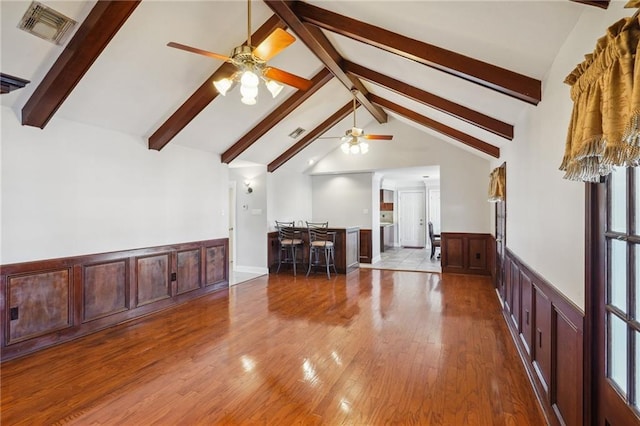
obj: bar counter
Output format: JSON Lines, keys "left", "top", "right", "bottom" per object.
{"left": 268, "top": 226, "right": 360, "bottom": 274}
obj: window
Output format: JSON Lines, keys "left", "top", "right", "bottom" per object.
{"left": 606, "top": 166, "right": 640, "bottom": 408}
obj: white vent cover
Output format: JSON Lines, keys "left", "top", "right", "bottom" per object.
{"left": 18, "top": 1, "right": 76, "bottom": 45}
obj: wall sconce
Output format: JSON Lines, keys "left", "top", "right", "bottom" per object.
{"left": 244, "top": 180, "right": 253, "bottom": 194}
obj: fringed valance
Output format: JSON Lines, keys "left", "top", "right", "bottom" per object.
{"left": 560, "top": 8, "right": 640, "bottom": 182}
{"left": 488, "top": 166, "right": 505, "bottom": 202}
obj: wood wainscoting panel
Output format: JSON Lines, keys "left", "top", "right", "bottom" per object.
{"left": 136, "top": 254, "right": 171, "bottom": 307}
{"left": 510, "top": 260, "right": 521, "bottom": 330}
{"left": 177, "top": 249, "right": 201, "bottom": 295}
{"left": 359, "top": 229, "right": 372, "bottom": 264}
{"left": 554, "top": 310, "right": 582, "bottom": 426}
{"left": 83, "top": 261, "right": 128, "bottom": 322}
{"left": 7, "top": 269, "right": 71, "bottom": 344}
{"left": 500, "top": 248, "right": 584, "bottom": 426}
{"left": 520, "top": 271, "right": 533, "bottom": 355}
{"left": 0, "top": 239, "right": 228, "bottom": 361}
{"left": 468, "top": 237, "right": 487, "bottom": 271}
{"left": 442, "top": 233, "right": 492, "bottom": 275}
{"left": 444, "top": 237, "right": 464, "bottom": 270}
{"left": 533, "top": 287, "right": 552, "bottom": 393}
{"left": 205, "top": 245, "right": 226, "bottom": 287}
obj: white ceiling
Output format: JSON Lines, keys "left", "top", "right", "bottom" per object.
{"left": 1, "top": 0, "right": 588, "bottom": 177}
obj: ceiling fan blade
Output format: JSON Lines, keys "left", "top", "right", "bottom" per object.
{"left": 263, "top": 67, "right": 312, "bottom": 91}
{"left": 363, "top": 134, "right": 394, "bottom": 140}
{"left": 167, "top": 42, "right": 230, "bottom": 62}
{"left": 253, "top": 28, "right": 295, "bottom": 61}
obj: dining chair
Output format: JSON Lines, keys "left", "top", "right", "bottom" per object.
{"left": 275, "top": 221, "right": 304, "bottom": 275}
{"left": 306, "top": 221, "right": 337, "bottom": 279}
{"left": 428, "top": 221, "right": 441, "bottom": 260}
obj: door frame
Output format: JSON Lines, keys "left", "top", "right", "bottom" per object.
{"left": 228, "top": 181, "right": 237, "bottom": 272}
{"left": 495, "top": 163, "right": 507, "bottom": 296}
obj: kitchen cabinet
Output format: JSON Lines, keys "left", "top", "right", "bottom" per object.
{"left": 380, "top": 189, "right": 394, "bottom": 211}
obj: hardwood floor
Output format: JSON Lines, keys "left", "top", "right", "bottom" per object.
{"left": 1, "top": 269, "right": 545, "bottom": 425}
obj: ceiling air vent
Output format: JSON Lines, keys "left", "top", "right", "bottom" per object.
{"left": 18, "top": 1, "right": 76, "bottom": 45}
{"left": 288, "top": 127, "right": 306, "bottom": 139}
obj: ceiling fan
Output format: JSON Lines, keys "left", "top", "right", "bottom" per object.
{"left": 321, "top": 90, "right": 393, "bottom": 154}
{"left": 167, "top": 0, "right": 312, "bottom": 105}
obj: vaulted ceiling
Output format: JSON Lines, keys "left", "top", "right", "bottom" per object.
{"left": 1, "top": 1, "right": 607, "bottom": 175}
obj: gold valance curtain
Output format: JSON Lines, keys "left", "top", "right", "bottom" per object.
{"left": 488, "top": 166, "right": 505, "bottom": 202}
{"left": 560, "top": 8, "right": 640, "bottom": 182}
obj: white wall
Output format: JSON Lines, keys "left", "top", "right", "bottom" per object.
{"left": 310, "top": 117, "right": 491, "bottom": 233}
{"left": 229, "top": 165, "right": 268, "bottom": 273}
{"left": 1, "top": 106, "right": 228, "bottom": 264}
{"left": 494, "top": 3, "right": 632, "bottom": 309}
{"left": 267, "top": 168, "right": 313, "bottom": 230}
{"left": 311, "top": 173, "right": 374, "bottom": 228}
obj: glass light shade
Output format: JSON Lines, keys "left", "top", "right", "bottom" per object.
{"left": 213, "top": 78, "right": 233, "bottom": 96}
{"left": 341, "top": 142, "right": 350, "bottom": 154}
{"left": 240, "top": 84, "right": 258, "bottom": 99}
{"left": 241, "top": 96, "right": 257, "bottom": 105}
{"left": 266, "top": 80, "right": 284, "bottom": 98}
{"left": 350, "top": 144, "right": 360, "bottom": 154}
{"left": 360, "top": 141, "right": 369, "bottom": 154}
{"left": 240, "top": 70, "right": 259, "bottom": 87}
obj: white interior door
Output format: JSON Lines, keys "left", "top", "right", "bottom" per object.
{"left": 399, "top": 190, "right": 426, "bottom": 248}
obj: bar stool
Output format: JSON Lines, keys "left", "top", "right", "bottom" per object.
{"left": 275, "top": 221, "right": 304, "bottom": 275}
{"left": 306, "top": 221, "right": 337, "bottom": 279}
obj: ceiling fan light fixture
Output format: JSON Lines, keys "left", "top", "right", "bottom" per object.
{"left": 341, "top": 142, "right": 350, "bottom": 154}
{"left": 360, "top": 141, "right": 369, "bottom": 154}
{"left": 265, "top": 79, "right": 284, "bottom": 98}
{"left": 350, "top": 144, "right": 360, "bottom": 154}
{"left": 351, "top": 127, "right": 363, "bottom": 137}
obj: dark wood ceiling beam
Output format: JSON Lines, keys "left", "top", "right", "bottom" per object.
{"left": 370, "top": 95, "right": 499, "bottom": 158}
{"left": 344, "top": 60, "right": 513, "bottom": 140}
{"left": 1, "top": 73, "right": 30, "bottom": 94}
{"left": 21, "top": 1, "right": 140, "bottom": 128}
{"left": 293, "top": 1, "right": 541, "bottom": 105}
{"left": 268, "top": 101, "right": 354, "bottom": 172}
{"left": 149, "top": 15, "right": 286, "bottom": 151}
{"left": 221, "top": 67, "right": 333, "bottom": 164}
{"left": 264, "top": 0, "right": 387, "bottom": 123}
{"left": 569, "top": 0, "right": 610, "bottom": 9}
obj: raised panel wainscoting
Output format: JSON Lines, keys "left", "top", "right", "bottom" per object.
{"left": 501, "top": 248, "right": 584, "bottom": 426}
{"left": 0, "top": 239, "right": 228, "bottom": 362}
{"left": 441, "top": 232, "right": 493, "bottom": 275}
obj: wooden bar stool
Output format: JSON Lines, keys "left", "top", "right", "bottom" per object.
{"left": 275, "top": 221, "right": 304, "bottom": 275}
{"left": 306, "top": 221, "right": 337, "bottom": 279}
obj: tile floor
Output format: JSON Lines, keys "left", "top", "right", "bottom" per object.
{"left": 230, "top": 245, "right": 441, "bottom": 287}
{"left": 360, "top": 246, "right": 442, "bottom": 273}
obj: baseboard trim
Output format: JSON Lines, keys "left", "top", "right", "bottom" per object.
{"left": 234, "top": 265, "right": 269, "bottom": 275}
